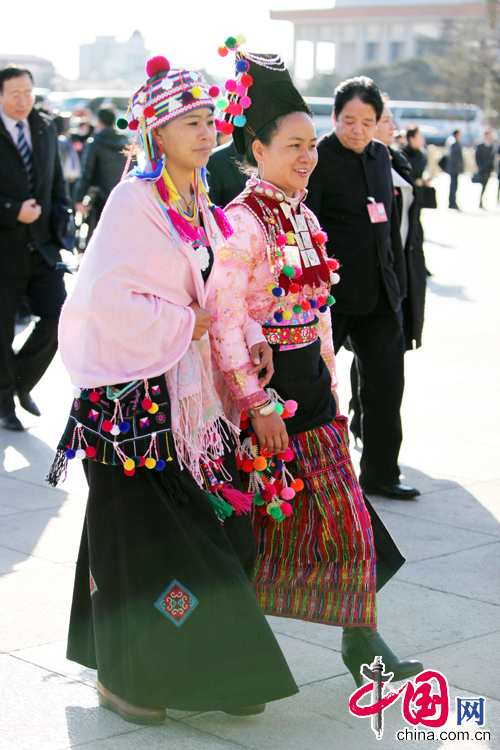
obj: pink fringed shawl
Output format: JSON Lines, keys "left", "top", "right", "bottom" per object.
{"left": 58, "top": 176, "right": 241, "bottom": 478}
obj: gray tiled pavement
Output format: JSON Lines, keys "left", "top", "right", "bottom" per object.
{"left": 1, "top": 173, "right": 499, "bottom": 749}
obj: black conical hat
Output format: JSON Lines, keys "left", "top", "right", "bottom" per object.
{"left": 230, "top": 52, "right": 311, "bottom": 155}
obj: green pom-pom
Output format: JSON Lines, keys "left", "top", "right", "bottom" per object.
{"left": 282, "top": 265, "right": 295, "bottom": 278}
{"left": 225, "top": 36, "right": 238, "bottom": 49}
{"left": 326, "top": 295, "right": 335, "bottom": 305}
{"left": 293, "top": 304, "right": 302, "bottom": 314}
{"left": 253, "top": 491, "right": 265, "bottom": 506}
{"left": 215, "top": 97, "right": 229, "bottom": 110}
{"left": 269, "top": 506, "right": 285, "bottom": 521}
{"left": 275, "top": 403, "right": 284, "bottom": 415}
{"left": 116, "top": 117, "right": 128, "bottom": 130}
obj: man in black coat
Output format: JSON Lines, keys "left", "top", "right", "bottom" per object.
{"left": 306, "top": 76, "right": 419, "bottom": 499}
{"left": 207, "top": 140, "right": 247, "bottom": 207}
{"left": 74, "top": 107, "right": 128, "bottom": 244}
{"left": 447, "top": 129, "right": 463, "bottom": 210}
{"left": 0, "top": 65, "right": 67, "bottom": 430}
{"left": 475, "top": 130, "right": 494, "bottom": 209}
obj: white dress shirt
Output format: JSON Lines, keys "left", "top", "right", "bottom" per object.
{"left": 0, "top": 106, "right": 32, "bottom": 150}
{"left": 391, "top": 167, "right": 414, "bottom": 249}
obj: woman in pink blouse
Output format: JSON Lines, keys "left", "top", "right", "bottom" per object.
{"left": 209, "top": 51, "right": 423, "bottom": 687}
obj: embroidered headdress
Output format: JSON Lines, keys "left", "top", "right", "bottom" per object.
{"left": 215, "top": 42, "right": 311, "bottom": 155}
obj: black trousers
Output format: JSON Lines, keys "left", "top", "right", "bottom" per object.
{"left": 330, "top": 285, "right": 405, "bottom": 487}
{"left": 449, "top": 173, "right": 459, "bottom": 208}
{"left": 0, "top": 251, "right": 66, "bottom": 414}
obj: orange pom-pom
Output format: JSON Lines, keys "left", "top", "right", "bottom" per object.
{"left": 291, "top": 478, "right": 304, "bottom": 492}
{"left": 218, "top": 45, "right": 229, "bottom": 57}
{"left": 281, "top": 409, "right": 290, "bottom": 419}
{"left": 253, "top": 456, "right": 267, "bottom": 472}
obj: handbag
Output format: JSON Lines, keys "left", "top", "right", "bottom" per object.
{"left": 421, "top": 185, "right": 437, "bottom": 209}
{"left": 50, "top": 198, "right": 76, "bottom": 252}
{"left": 363, "top": 494, "right": 406, "bottom": 591}
{"left": 471, "top": 171, "right": 483, "bottom": 184}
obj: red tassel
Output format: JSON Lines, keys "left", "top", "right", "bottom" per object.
{"left": 213, "top": 205, "right": 234, "bottom": 240}
{"left": 221, "top": 488, "right": 253, "bottom": 515}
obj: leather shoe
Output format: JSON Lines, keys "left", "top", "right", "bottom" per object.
{"left": 1, "top": 412, "right": 24, "bottom": 431}
{"left": 361, "top": 483, "right": 421, "bottom": 500}
{"left": 96, "top": 680, "right": 166, "bottom": 725}
{"left": 16, "top": 390, "right": 41, "bottom": 417}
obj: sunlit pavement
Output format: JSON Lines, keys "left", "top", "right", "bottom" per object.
{"left": 1, "top": 172, "right": 499, "bottom": 749}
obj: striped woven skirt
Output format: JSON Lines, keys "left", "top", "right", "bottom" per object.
{"left": 251, "top": 416, "right": 377, "bottom": 626}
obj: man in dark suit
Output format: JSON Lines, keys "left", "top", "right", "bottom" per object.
{"left": 207, "top": 140, "right": 247, "bottom": 207}
{"left": 306, "top": 76, "right": 419, "bottom": 500}
{"left": 447, "top": 129, "right": 463, "bottom": 210}
{"left": 0, "top": 65, "right": 67, "bottom": 430}
{"left": 475, "top": 130, "right": 494, "bottom": 209}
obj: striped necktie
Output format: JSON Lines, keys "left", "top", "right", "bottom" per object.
{"left": 16, "top": 121, "right": 33, "bottom": 194}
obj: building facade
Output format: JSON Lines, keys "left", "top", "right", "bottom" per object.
{"left": 271, "top": 0, "right": 487, "bottom": 78}
{"left": 79, "top": 31, "right": 150, "bottom": 85}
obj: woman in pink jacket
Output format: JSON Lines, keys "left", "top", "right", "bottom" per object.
{"left": 48, "top": 55, "right": 297, "bottom": 724}
{"left": 209, "top": 49, "right": 423, "bottom": 688}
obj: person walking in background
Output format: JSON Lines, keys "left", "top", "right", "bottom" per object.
{"left": 54, "top": 115, "right": 81, "bottom": 196}
{"left": 475, "top": 130, "right": 494, "bottom": 209}
{"left": 0, "top": 64, "right": 67, "bottom": 431}
{"left": 306, "top": 77, "right": 420, "bottom": 500}
{"left": 73, "top": 107, "right": 128, "bottom": 244}
{"left": 446, "top": 129, "right": 463, "bottom": 210}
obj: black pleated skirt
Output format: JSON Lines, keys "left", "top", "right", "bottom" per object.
{"left": 66, "top": 449, "right": 298, "bottom": 711}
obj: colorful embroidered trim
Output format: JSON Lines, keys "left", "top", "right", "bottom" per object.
{"left": 263, "top": 317, "right": 318, "bottom": 348}
{"left": 154, "top": 580, "right": 199, "bottom": 627}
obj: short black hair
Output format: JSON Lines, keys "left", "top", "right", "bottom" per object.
{"left": 97, "top": 107, "right": 116, "bottom": 127}
{"left": 334, "top": 76, "right": 384, "bottom": 122}
{"left": 0, "top": 65, "right": 34, "bottom": 93}
{"left": 453, "top": 129, "right": 461, "bottom": 138}
{"left": 245, "top": 115, "right": 286, "bottom": 168}
{"left": 406, "top": 124, "right": 420, "bottom": 141}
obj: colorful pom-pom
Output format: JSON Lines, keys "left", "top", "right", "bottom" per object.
{"left": 81, "top": 389, "right": 90, "bottom": 400}
{"left": 275, "top": 403, "right": 284, "bottom": 415}
{"left": 133, "top": 456, "right": 141, "bottom": 467}
{"left": 241, "top": 74, "right": 253, "bottom": 87}
{"left": 291, "top": 478, "right": 305, "bottom": 492}
{"left": 309, "top": 299, "right": 317, "bottom": 308}
{"left": 209, "top": 85, "right": 220, "bottom": 98}
{"left": 148, "top": 403, "right": 159, "bottom": 414}
{"left": 75, "top": 449, "right": 86, "bottom": 459}
{"left": 116, "top": 117, "right": 128, "bottom": 130}
{"left": 319, "top": 305, "right": 328, "bottom": 313}
{"left": 181, "top": 91, "right": 194, "bottom": 105}
{"left": 274, "top": 311, "right": 283, "bottom": 323}
{"left": 214, "top": 119, "right": 223, "bottom": 132}
{"left": 242, "top": 459, "right": 254, "bottom": 473}
{"left": 284, "top": 399, "right": 298, "bottom": 413}
{"left": 111, "top": 424, "right": 121, "bottom": 436}
{"left": 221, "top": 121, "right": 234, "bottom": 135}
{"left": 326, "top": 295, "right": 335, "bottom": 305}
{"left": 218, "top": 45, "right": 229, "bottom": 57}
{"left": 225, "top": 36, "right": 238, "bottom": 49}
{"left": 155, "top": 459, "right": 166, "bottom": 470}
{"left": 282, "top": 265, "right": 296, "bottom": 278}
{"left": 145, "top": 56, "right": 170, "bottom": 78}
{"left": 236, "top": 60, "right": 249, "bottom": 72}
{"left": 253, "top": 491, "right": 265, "bottom": 506}
{"left": 191, "top": 86, "right": 202, "bottom": 99}
{"left": 289, "top": 283, "right": 300, "bottom": 294}
{"left": 318, "top": 296, "right": 327, "bottom": 306}
{"left": 327, "top": 258, "right": 339, "bottom": 270}
{"left": 283, "top": 310, "right": 292, "bottom": 320}
{"left": 253, "top": 456, "right": 267, "bottom": 471}
{"left": 142, "top": 398, "right": 152, "bottom": 410}
{"left": 282, "top": 448, "right": 294, "bottom": 462}
{"left": 293, "top": 304, "right": 303, "bottom": 314}
{"left": 129, "top": 119, "right": 139, "bottom": 131}
{"left": 65, "top": 448, "right": 76, "bottom": 459}
{"left": 132, "top": 103, "right": 143, "bottom": 118}
{"left": 272, "top": 287, "right": 283, "bottom": 297}
{"left": 276, "top": 233, "right": 287, "bottom": 247}
{"left": 72, "top": 387, "right": 82, "bottom": 398}
{"left": 225, "top": 79, "right": 237, "bottom": 93}
{"left": 233, "top": 114, "right": 247, "bottom": 127}
{"left": 124, "top": 467, "right": 135, "bottom": 476}
{"left": 261, "top": 486, "right": 276, "bottom": 503}
{"left": 301, "top": 300, "right": 311, "bottom": 311}
{"left": 215, "top": 97, "right": 229, "bottom": 110}
{"left": 119, "top": 421, "right": 130, "bottom": 433}
{"left": 240, "top": 95, "right": 252, "bottom": 109}
{"left": 269, "top": 505, "right": 285, "bottom": 521}
{"left": 235, "top": 83, "right": 246, "bottom": 97}
{"left": 330, "top": 273, "right": 340, "bottom": 285}
{"left": 124, "top": 458, "right": 135, "bottom": 471}
{"left": 143, "top": 105, "right": 156, "bottom": 118}
{"left": 102, "top": 420, "right": 113, "bottom": 432}
{"left": 85, "top": 446, "right": 97, "bottom": 458}
{"left": 267, "top": 283, "right": 275, "bottom": 294}
{"left": 281, "top": 487, "right": 295, "bottom": 500}
{"left": 286, "top": 231, "right": 295, "bottom": 244}
{"left": 138, "top": 456, "right": 146, "bottom": 467}
{"left": 280, "top": 500, "right": 293, "bottom": 517}
{"left": 89, "top": 390, "right": 99, "bottom": 402}
{"left": 227, "top": 102, "right": 242, "bottom": 115}
{"left": 315, "top": 230, "right": 328, "bottom": 244}
{"left": 145, "top": 457, "right": 156, "bottom": 469}
{"left": 235, "top": 33, "right": 247, "bottom": 44}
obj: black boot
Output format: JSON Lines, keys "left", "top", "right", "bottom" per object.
{"left": 342, "top": 627, "right": 423, "bottom": 688}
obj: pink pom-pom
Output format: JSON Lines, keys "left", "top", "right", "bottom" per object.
{"left": 235, "top": 83, "right": 246, "bottom": 96}
{"left": 221, "top": 121, "right": 234, "bottom": 135}
{"left": 280, "top": 448, "right": 294, "bottom": 462}
{"left": 276, "top": 233, "right": 287, "bottom": 247}
{"left": 214, "top": 119, "right": 223, "bottom": 132}
{"left": 280, "top": 501, "right": 293, "bottom": 517}
{"left": 128, "top": 119, "right": 139, "bottom": 131}
{"left": 145, "top": 56, "right": 170, "bottom": 78}
{"left": 281, "top": 487, "right": 296, "bottom": 500}
{"left": 327, "top": 258, "right": 340, "bottom": 271}
{"left": 284, "top": 400, "right": 298, "bottom": 413}
{"left": 240, "top": 95, "right": 252, "bottom": 109}
{"left": 315, "top": 230, "right": 328, "bottom": 244}
{"left": 209, "top": 85, "right": 220, "bottom": 98}
{"left": 225, "top": 79, "right": 237, "bottom": 93}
